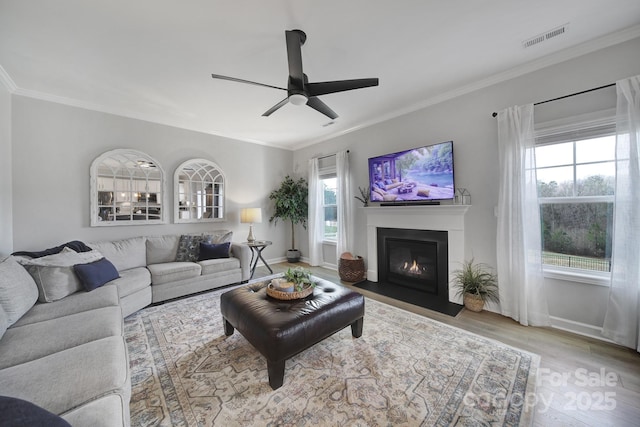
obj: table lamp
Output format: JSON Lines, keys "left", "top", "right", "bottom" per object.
{"left": 240, "top": 208, "right": 262, "bottom": 243}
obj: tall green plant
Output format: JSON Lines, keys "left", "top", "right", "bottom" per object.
{"left": 268, "top": 175, "right": 308, "bottom": 249}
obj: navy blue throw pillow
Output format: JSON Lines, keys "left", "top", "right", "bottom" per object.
{"left": 73, "top": 258, "right": 120, "bottom": 291}
{"left": 0, "top": 396, "right": 72, "bottom": 427}
{"left": 198, "top": 242, "right": 231, "bottom": 261}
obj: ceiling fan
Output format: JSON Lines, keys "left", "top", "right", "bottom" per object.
{"left": 211, "top": 29, "right": 379, "bottom": 120}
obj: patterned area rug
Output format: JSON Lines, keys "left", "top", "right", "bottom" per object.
{"left": 124, "top": 278, "right": 539, "bottom": 426}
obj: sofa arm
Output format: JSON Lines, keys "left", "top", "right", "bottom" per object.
{"left": 230, "top": 243, "right": 252, "bottom": 282}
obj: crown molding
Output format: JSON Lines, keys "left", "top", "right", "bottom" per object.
{"left": 5, "top": 25, "right": 640, "bottom": 151}
{"left": 292, "top": 24, "right": 640, "bottom": 150}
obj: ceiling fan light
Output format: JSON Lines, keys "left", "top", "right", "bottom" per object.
{"left": 289, "top": 94, "right": 308, "bottom": 106}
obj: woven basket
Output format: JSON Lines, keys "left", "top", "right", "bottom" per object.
{"left": 338, "top": 256, "right": 366, "bottom": 282}
{"left": 266, "top": 282, "right": 314, "bottom": 300}
{"left": 463, "top": 293, "right": 485, "bottom": 312}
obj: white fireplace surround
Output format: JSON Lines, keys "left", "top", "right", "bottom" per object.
{"left": 362, "top": 205, "right": 470, "bottom": 303}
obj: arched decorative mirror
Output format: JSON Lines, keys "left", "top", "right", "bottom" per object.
{"left": 174, "top": 159, "right": 226, "bottom": 223}
{"left": 90, "top": 149, "right": 166, "bottom": 226}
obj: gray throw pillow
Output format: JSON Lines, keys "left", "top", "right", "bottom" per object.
{"left": 208, "top": 231, "right": 233, "bottom": 244}
{"left": 20, "top": 248, "right": 104, "bottom": 302}
{"left": 0, "top": 256, "right": 39, "bottom": 326}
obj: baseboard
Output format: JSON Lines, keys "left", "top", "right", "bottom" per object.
{"left": 549, "top": 316, "right": 615, "bottom": 343}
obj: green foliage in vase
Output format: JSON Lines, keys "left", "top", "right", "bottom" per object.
{"left": 268, "top": 175, "right": 308, "bottom": 250}
{"left": 354, "top": 186, "right": 370, "bottom": 207}
{"left": 452, "top": 258, "right": 499, "bottom": 304}
{"left": 284, "top": 267, "right": 314, "bottom": 291}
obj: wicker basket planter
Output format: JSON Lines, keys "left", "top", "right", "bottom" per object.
{"left": 266, "top": 282, "right": 314, "bottom": 300}
{"left": 463, "top": 293, "right": 485, "bottom": 312}
{"left": 338, "top": 256, "right": 366, "bottom": 282}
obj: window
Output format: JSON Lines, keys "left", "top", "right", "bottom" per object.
{"left": 322, "top": 176, "right": 337, "bottom": 241}
{"left": 535, "top": 120, "right": 616, "bottom": 277}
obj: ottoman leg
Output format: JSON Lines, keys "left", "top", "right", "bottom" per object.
{"left": 267, "top": 360, "right": 285, "bottom": 390}
{"left": 351, "top": 317, "right": 364, "bottom": 338}
{"left": 223, "top": 318, "right": 235, "bottom": 336}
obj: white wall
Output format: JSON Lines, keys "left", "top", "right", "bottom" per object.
{"left": 0, "top": 84, "right": 12, "bottom": 256}
{"left": 293, "top": 37, "right": 640, "bottom": 335}
{"left": 10, "top": 97, "right": 293, "bottom": 260}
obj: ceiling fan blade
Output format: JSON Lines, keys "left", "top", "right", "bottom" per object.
{"left": 262, "top": 97, "right": 290, "bottom": 117}
{"left": 211, "top": 74, "right": 286, "bottom": 91}
{"left": 307, "top": 96, "right": 338, "bottom": 120}
{"left": 306, "top": 78, "right": 379, "bottom": 96}
{"left": 285, "top": 30, "right": 305, "bottom": 88}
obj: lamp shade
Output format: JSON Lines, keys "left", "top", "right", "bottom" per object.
{"left": 240, "top": 208, "right": 262, "bottom": 224}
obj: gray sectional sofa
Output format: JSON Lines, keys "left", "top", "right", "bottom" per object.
{"left": 0, "top": 231, "right": 251, "bottom": 426}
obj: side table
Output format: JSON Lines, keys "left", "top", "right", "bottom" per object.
{"left": 245, "top": 240, "right": 273, "bottom": 279}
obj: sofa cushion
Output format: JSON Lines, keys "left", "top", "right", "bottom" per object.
{"left": 89, "top": 236, "right": 147, "bottom": 271}
{"left": 11, "top": 284, "right": 119, "bottom": 328}
{"left": 0, "top": 336, "right": 130, "bottom": 417}
{"left": 0, "top": 256, "right": 39, "bottom": 326}
{"left": 61, "top": 394, "right": 129, "bottom": 427}
{"left": 109, "top": 267, "right": 151, "bottom": 298}
{"left": 20, "top": 249, "right": 104, "bottom": 302}
{"left": 207, "top": 230, "right": 233, "bottom": 243}
{"left": 73, "top": 258, "right": 120, "bottom": 291}
{"left": 146, "top": 235, "right": 180, "bottom": 265}
{"left": 0, "top": 396, "right": 71, "bottom": 427}
{"left": 199, "top": 257, "right": 241, "bottom": 276}
{"left": 0, "top": 306, "right": 123, "bottom": 369}
{"left": 147, "top": 262, "right": 201, "bottom": 285}
{"left": 198, "top": 241, "right": 231, "bottom": 260}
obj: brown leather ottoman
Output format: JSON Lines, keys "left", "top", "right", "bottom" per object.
{"left": 220, "top": 277, "right": 365, "bottom": 390}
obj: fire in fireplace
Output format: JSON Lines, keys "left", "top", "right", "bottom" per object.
{"left": 377, "top": 227, "right": 448, "bottom": 299}
{"left": 386, "top": 239, "right": 439, "bottom": 293}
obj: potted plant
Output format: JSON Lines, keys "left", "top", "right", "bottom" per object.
{"left": 452, "top": 258, "right": 499, "bottom": 312}
{"left": 283, "top": 267, "right": 313, "bottom": 291}
{"left": 354, "top": 186, "right": 370, "bottom": 207}
{"left": 269, "top": 175, "right": 308, "bottom": 262}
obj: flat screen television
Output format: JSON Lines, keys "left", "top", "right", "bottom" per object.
{"left": 368, "top": 141, "right": 454, "bottom": 204}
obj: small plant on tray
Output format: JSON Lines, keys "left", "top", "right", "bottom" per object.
{"left": 283, "top": 267, "right": 314, "bottom": 291}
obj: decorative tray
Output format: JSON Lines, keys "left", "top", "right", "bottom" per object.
{"left": 266, "top": 281, "right": 314, "bottom": 300}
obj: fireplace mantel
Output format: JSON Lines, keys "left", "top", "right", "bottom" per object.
{"left": 362, "top": 205, "right": 470, "bottom": 303}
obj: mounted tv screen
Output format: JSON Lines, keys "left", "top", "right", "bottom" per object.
{"left": 368, "top": 141, "right": 454, "bottom": 203}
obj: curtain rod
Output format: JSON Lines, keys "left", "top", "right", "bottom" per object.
{"left": 491, "top": 83, "right": 615, "bottom": 118}
{"left": 316, "top": 150, "right": 350, "bottom": 160}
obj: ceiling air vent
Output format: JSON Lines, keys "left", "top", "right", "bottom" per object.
{"left": 522, "top": 23, "right": 569, "bottom": 48}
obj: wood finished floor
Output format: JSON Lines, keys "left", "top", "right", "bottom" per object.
{"left": 253, "top": 262, "right": 640, "bottom": 427}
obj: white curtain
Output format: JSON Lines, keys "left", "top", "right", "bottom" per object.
{"left": 602, "top": 76, "right": 640, "bottom": 351}
{"left": 496, "top": 104, "right": 550, "bottom": 326}
{"left": 336, "top": 151, "right": 353, "bottom": 257}
{"left": 307, "top": 158, "right": 324, "bottom": 266}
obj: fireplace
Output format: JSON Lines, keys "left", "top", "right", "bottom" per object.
{"left": 377, "top": 227, "right": 449, "bottom": 303}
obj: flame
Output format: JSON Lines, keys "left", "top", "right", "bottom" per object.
{"left": 408, "top": 260, "right": 420, "bottom": 273}
{"left": 402, "top": 260, "right": 423, "bottom": 274}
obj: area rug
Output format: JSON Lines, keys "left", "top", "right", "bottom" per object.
{"left": 124, "top": 277, "right": 539, "bottom": 426}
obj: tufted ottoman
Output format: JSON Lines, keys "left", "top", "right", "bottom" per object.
{"left": 220, "top": 277, "right": 365, "bottom": 389}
